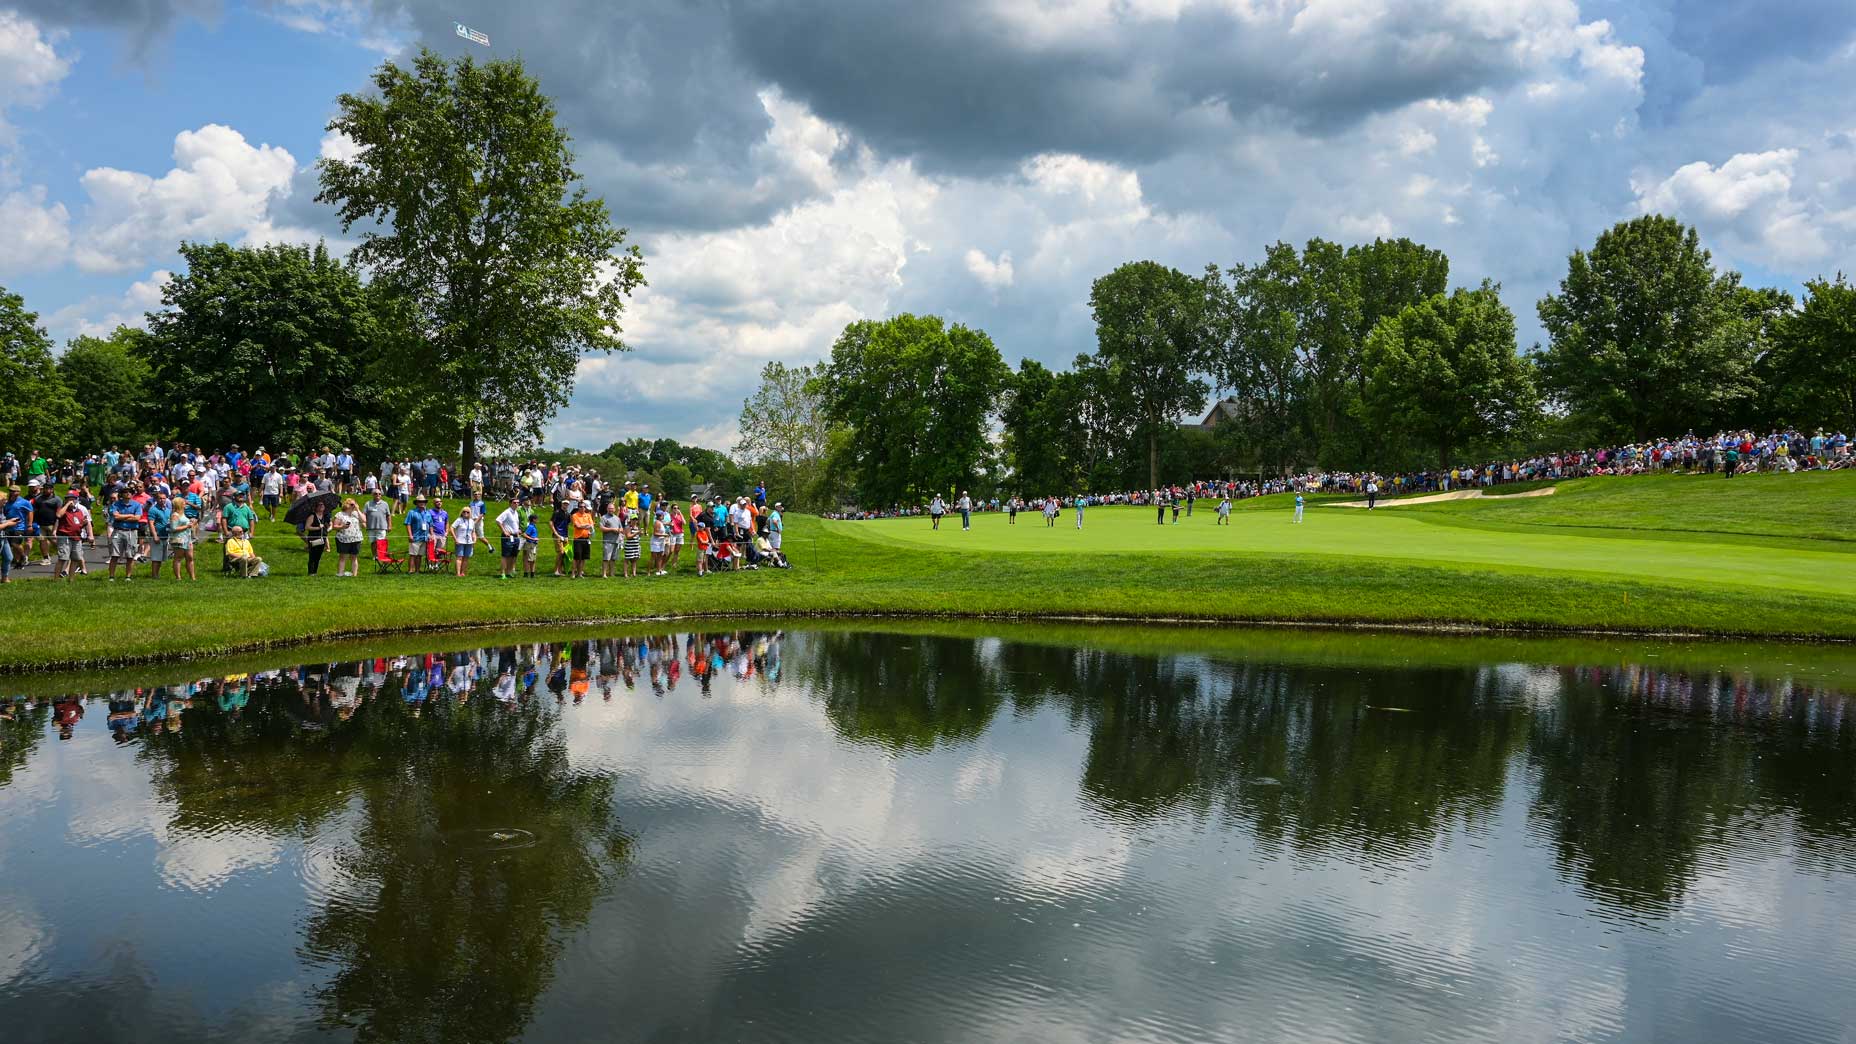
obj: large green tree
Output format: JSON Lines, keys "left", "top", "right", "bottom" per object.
{"left": 57, "top": 327, "right": 155, "bottom": 452}
{"left": 1207, "top": 238, "right": 1448, "bottom": 472}
{"left": 1360, "top": 282, "right": 1538, "bottom": 470}
{"left": 0, "top": 287, "right": 80, "bottom": 458}
{"left": 1765, "top": 275, "right": 1856, "bottom": 432}
{"left": 1001, "top": 358, "right": 1083, "bottom": 495}
{"left": 318, "top": 47, "right": 644, "bottom": 468}
{"left": 735, "top": 360, "right": 831, "bottom": 506}
{"left": 819, "top": 313, "right": 1010, "bottom": 507}
{"left": 1205, "top": 248, "right": 1311, "bottom": 474}
{"left": 145, "top": 241, "right": 390, "bottom": 455}
{"left": 1089, "top": 261, "right": 1212, "bottom": 488}
{"left": 1536, "top": 215, "right": 1765, "bottom": 439}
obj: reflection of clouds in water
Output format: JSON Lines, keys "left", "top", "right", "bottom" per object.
{"left": 156, "top": 826, "right": 285, "bottom": 894}
{"left": 953, "top": 750, "right": 1005, "bottom": 802}
{"left": 0, "top": 902, "right": 46, "bottom": 982}
{"left": 58, "top": 741, "right": 173, "bottom": 847}
{"left": 46, "top": 733, "right": 286, "bottom": 894}
{"left": 1487, "top": 662, "right": 1568, "bottom": 708}
{"left": 736, "top": 841, "right": 833, "bottom": 952}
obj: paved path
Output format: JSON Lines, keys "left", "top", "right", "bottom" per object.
{"left": 4, "top": 539, "right": 221, "bottom": 580}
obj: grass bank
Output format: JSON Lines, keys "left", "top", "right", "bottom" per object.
{"left": 1, "top": 471, "right": 1851, "bottom": 672}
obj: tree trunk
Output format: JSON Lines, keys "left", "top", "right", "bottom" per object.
{"left": 1148, "top": 427, "right": 1159, "bottom": 490}
{"left": 1439, "top": 435, "right": 1453, "bottom": 474}
{"left": 461, "top": 421, "right": 479, "bottom": 478}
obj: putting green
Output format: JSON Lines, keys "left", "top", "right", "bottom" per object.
{"left": 828, "top": 501, "right": 1856, "bottom": 598}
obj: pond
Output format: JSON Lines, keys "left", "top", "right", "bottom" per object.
{"left": 2, "top": 623, "right": 1854, "bottom": 1043}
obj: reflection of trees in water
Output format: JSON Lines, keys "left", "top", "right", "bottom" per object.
{"left": 0, "top": 699, "right": 51, "bottom": 789}
{"left": 1053, "top": 656, "right": 1524, "bottom": 861}
{"left": 1527, "top": 664, "right": 1856, "bottom": 914}
{"left": 796, "top": 632, "right": 1014, "bottom": 751}
{"left": 136, "top": 667, "right": 632, "bottom": 1044}
{"left": 807, "top": 634, "right": 1856, "bottom": 915}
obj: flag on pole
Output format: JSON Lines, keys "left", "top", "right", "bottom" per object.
{"left": 454, "top": 21, "right": 490, "bottom": 46}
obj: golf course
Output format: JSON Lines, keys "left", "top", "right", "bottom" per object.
{"left": 1, "top": 469, "right": 1851, "bottom": 672}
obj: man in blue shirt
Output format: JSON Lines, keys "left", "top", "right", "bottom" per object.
{"left": 404, "top": 495, "right": 432, "bottom": 572}
{"left": 1, "top": 485, "right": 29, "bottom": 580}
{"left": 639, "top": 485, "right": 653, "bottom": 519}
{"left": 145, "top": 492, "right": 172, "bottom": 579}
{"left": 107, "top": 487, "right": 144, "bottom": 581}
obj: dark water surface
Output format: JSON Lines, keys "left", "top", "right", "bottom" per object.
{"left": 3, "top": 625, "right": 1854, "bottom": 1043}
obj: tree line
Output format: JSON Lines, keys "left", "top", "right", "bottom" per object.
{"left": 737, "top": 214, "right": 1855, "bottom": 508}
{"left": 0, "top": 47, "right": 640, "bottom": 471}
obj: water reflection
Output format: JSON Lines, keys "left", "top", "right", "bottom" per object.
{"left": 2, "top": 628, "right": 1855, "bottom": 1043}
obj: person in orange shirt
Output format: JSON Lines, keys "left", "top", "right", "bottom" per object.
{"left": 693, "top": 515, "right": 712, "bottom": 576}
{"left": 569, "top": 503, "right": 594, "bottom": 579}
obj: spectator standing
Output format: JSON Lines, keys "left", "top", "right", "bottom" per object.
{"left": 333, "top": 499, "right": 364, "bottom": 577}
{"left": 106, "top": 487, "right": 143, "bottom": 581}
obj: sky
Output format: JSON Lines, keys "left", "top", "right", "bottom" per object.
{"left": 1, "top": 0, "right": 1852, "bottom": 453}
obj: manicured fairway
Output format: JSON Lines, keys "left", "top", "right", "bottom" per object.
{"left": 833, "top": 482, "right": 1856, "bottom": 598}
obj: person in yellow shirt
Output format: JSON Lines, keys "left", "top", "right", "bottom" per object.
{"left": 622, "top": 481, "right": 639, "bottom": 515}
{"left": 223, "top": 526, "right": 263, "bottom": 577}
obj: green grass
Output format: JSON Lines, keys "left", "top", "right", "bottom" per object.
{"left": 1, "top": 471, "right": 1851, "bottom": 672}
{"left": 1408, "top": 470, "right": 1856, "bottom": 542}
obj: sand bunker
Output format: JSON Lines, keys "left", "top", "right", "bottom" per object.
{"left": 1335, "top": 486, "right": 1556, "bottom": 507}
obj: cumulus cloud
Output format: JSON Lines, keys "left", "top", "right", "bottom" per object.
{"left": 73, "top": 123, "right": 297, "bottom": 272}
{"left": 964, "top": 249, "right": 1014, "bottom": 290}
{"left": 1632, "top": 149, "right": 1832, "bottom": 264}
{"left": 0, "top": 9, "right": 72, "bottom": 133}
{"left": 45, "top": 269, "right": 172, "bottom": 341}
{"left": 0, "top": 188, "right": 72, "bottom": 272}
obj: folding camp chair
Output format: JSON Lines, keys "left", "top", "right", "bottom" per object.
{"left": 373, "top": 539, "right": 406, "bottom": 574}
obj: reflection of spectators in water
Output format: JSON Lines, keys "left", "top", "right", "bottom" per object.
{"left": 53, "top": 695, "right": 84, "bottom": 740}
{"left": 1577, "top": 662, "right": 1851, "bottom": 733}
{"left": 107, "top": 692, "right": 138, "bottom": 744}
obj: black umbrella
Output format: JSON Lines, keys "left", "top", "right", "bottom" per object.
{"left": 284, "top": 491, "right": 341, "bottom": 526}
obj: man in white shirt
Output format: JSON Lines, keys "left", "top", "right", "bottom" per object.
{"left": 261, "top": 468, "right": 285, "bottom": 521}
{"left": 495, "top": 501, "right": 522, "bottom": 579}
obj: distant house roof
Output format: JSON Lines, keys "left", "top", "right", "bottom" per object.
{"left": 689, "top": 483, "right": 712, "bottom": 499}
{"left": 1198, "top": 398, "right": 1245, "bottom": 429}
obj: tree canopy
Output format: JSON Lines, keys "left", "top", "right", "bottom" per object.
{"left": 1765, "top": 276, "right": 1856, "bottom": 434}
{"left": 1360, "top": 283, "right": 1537, "bottom": 469}
{"left": 819, "top": 314, "right": 1010, "bottom": 507}
{"left": 1088, "top": 261, "right": 1212, "bottom": 488}
{"left": 1536, "top": 215, "right": 1768, "bottom": 440}
{"left": 57, "top": 327, "right": 156, "bottom": 452}
{"left": 318, "top": 47, "right": 644, "bottom": 467}
{"left": 144, "top": 241, "right": 390, "bottom": 455}
{"left": 736, "top": 361, "right": 832, "bottom": 507}
{"left": 0, "top": 287, "right": 79, "bottom": 459}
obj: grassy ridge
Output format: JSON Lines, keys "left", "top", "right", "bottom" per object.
{"left": 0, "top": 471, "right": 1851, "bottom": 672}
{"left": 1408, "top": 470, "right": 1855, "bottom": 542}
